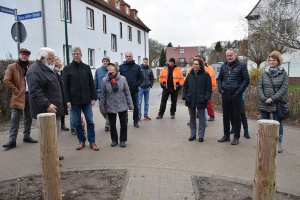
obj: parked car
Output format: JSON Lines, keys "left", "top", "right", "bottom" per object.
{"left": 210, "top": 63, "right": 223, "bottom": 78}
{"left": 180, "top": 67, "right": 188, "bottom": 76}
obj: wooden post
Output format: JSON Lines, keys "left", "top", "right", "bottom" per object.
{"left": 37, "top": 113, "right": 62, "bottom": 200}
{"left": 253, "top": 119, "right": 279, "bottom": 200}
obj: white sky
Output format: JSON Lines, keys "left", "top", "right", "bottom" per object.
{"left": 125, "top": 0, "right": 259, "bottom": 47}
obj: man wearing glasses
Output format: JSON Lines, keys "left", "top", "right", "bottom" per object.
{"left": 3, "top": 48, "right": 37, "bottom": 149}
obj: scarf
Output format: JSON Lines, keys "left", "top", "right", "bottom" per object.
{"left": 227, "top": 59, "right": 238, "bottom": 67}
{"left": 267, "top": 66, "right": 280, "bottom": 77}
{"left": 108, "top": 73, "right": 118, "bottom": 92}
{"left": 19, "top": 58, "right": 29, "bottom": 76}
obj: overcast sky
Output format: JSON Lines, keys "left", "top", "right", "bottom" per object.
{"left": 125, "top": 0, "right": 259, "bottom": 47}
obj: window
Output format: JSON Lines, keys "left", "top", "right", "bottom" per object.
{"left": 134, "top": 12, "right": 138, "bottom": 19}
{"left": 128, "top": 26, "right": 132, "bottom": 41}
{"left": 190, "top": 58, "right": 194, "bottom": 62}
{"left": 60, "top": 0, "right": 71, "bottom": 22}
{"left": 88, "top": 48, "right": 95, "bottom": 67}
{"left": 179, "top": 49, "right": 184, "bottom": 54}
{"left": 137, "top": 30, "right": 141, "bottom": 44}
{"left": 111, "top": 34, "right": 117, "bottom": 51}
{"left": 138, "top": 56, "right": 141, "bottom": 65}
{"left": 104, "top": 50, "right": 107, "bottom": 56}
{"left": 63, "top": 45, "right": 72, "bottom": 66}
{"left": 116, "top": 0, "right": 120, "bottom": 9}
{"left": 86, "top": 8, "right": 94, "bottom": 29}
{"left": 126, "top": 7, "right": 130, "bottom": 15}
{"left": 280, "top": 0, "right": 293, "bottom": 4}
{"left": 121, "top": 53, "right": 123, "bottom": 63}
{"left": 179, "top": 58, "right": 185, "bottom": 63}
{"left": 103, "top": 15, "right": 107, "bottom": 34}
{"left": 120, "top": 22, "right": 123, "bottom": 38}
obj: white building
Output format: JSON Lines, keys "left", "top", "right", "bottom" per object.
{"left": 0, "top": 0, "right": 150, "bottom": 70}
{"left": 245, "top": 0, "right": 300, "bottom": 79}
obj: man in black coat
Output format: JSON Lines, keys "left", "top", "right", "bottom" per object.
{"left": 63, "top": 47, "right": 99, "bottom": 151}
{"left": 27, "top": 47, "right": 65, "bottom": 160}
{"left": 217, "top": 48, "right": 249, "bottom": 145}
{"left": 119, "top": 52, "right": 144, "bottom": 128}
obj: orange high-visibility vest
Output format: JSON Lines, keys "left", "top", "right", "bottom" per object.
{"left": 159, "top": 66, "right": 184, "bottom": 90}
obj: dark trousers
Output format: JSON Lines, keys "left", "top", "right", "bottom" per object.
{"left": 108, "top": 111, "right": 128, "bottom": 143}
{"left": 222, "top": 93, "right": 242, "bottom": 138}
{"left": 230, "top": 100, "right": 248, "bottom": 130}
{"left": 158, "top": 89, "right": 178, "bottom": 116}
{"left": 131, "top": 92, "right": 139, "bottom": 124}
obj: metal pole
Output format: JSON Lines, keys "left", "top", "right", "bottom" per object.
{"left": 41, "top": 0, "right": 47, "bottom": 46}
{"left": 64, "top": 0, "right": 70, "bottom": 64}
{"left": 288, "top": 62, "right": 290, "bottom": 77}
{"left": 14, "top": 9, "right": 20, "bottom": 55}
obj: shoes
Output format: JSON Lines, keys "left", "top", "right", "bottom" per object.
{"left": 105, "top": 126, "right": 110, "bottom": 132}
{"left": 138, "top": 116, "right": 141, "bottom": 121}
{"left": 231, "top": 137, "right": 239, "bottom": 145}
{"left": 120, "top": 142, "right": 126, "bottom": 148}
{"left": 111, "top": 141, "right": 118, "bottom": 147}
{"left": 90, "top": 143, "right": 99, "bottom": 151}
{"left": 3, "top": 141, "right": 16, "bottom": 149}
{"left": 134, "top": 123, "right": 139, "bottom": 128}
{"left": 188, "top": 136, "right": 196, "bottom": 141}
{"left": 61, "top": 124, "right": 69, "bottom": 131}
{"left": 199, "top": 138, "right": 204, "bottom": 142}
{"left": 218, "top": 136, "right": 230, "bottom": 142}
{"left": 76, "top": 143, "right": 85, "bottom": 150}
{"left": 208, "top": 116, "right": 215, "bottom": 121}
{"left": 144, "top": 116, "right": 151, "bottom": 120}
{"left": 187, "top": 122, "right": 190, "bottom": 126}
{"left": 156, "top": 115, "right": 163, "bottom": 119}
{"left": 278, "top": 142, "right": 282, "bottom": 153}
{"left": 23, "top": 137, "right": 38, "bottom": 143}
{"left": 59, "top": 155, "right": 64, "bottom": 160}
{"left": 71, "top": 128, "right": 76, "bottom": 135}
{"left": 244, "top": 128, "right": 250, "bottom": 139}
{"left": 171, "top": 115, "right": 175, "bottom": 119}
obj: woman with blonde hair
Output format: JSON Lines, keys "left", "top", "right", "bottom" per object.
{"left": 257, "top": 51, "right": 289, "bottom": 153}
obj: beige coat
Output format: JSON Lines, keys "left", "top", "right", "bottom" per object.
{"left": 3, "top": 61, "right": 31, "bottom": 109}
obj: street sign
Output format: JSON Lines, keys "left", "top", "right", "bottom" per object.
{"left": 17, "top": 11, "right": 42, "bottom": 21}
{"left": 0, "top": 5, "right": 15, "bottom": 15}
{"left": 11, "top": 22, "right": 27, "bottom": 43}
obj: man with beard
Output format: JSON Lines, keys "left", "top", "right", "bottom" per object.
{"left": 26, "top": 47, "right": 65, "bottom": 160}
{"left": 3, "top": 48, "right": 37, "bottom": 149}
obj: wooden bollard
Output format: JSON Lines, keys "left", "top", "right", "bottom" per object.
{"left": 37, "top": 113, "right": 62, "bottom": 200}
{"left": 253, "top": 119, "right": 279, "bottom": 200}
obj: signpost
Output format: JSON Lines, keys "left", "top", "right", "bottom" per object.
{"left": 0, "top": 5, "right": 15, "bottom": 15}
{"left": 11, "top": 22, "right": 27, "bottom": 43}
{"left": 17, "top": 11, "right": 42, "bottom": 21}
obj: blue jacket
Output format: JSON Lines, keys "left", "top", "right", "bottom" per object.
{"left": 119, "top": 61, "right": 144, "bottom": 94}
{"left": 140, "top": 64, "right": 154, "bottom": 89}
{"left": 94, "top": 66, "right": 108, "bottom": 99}
{"left": 217, "top": 60, "right": 249, "bottom": 95}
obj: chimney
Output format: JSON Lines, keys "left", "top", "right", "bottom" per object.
{"left": 108, "top": 0, "right": 116, "bottom": 8}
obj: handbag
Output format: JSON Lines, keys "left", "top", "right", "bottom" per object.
{"left": 268, "top": 76, "right": 290, "bottom": 120}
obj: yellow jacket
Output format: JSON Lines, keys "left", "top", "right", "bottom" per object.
{"left": 159, "top": 65, "right": 184, "bottom": 90}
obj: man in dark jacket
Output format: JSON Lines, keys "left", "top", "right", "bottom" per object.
{"left": 63, "top": 47, "right": 99, "bottom": 151}
{"left": 138, "top": 58, "right": 154, "bottom": 121}
{"left": 119, "top": 52, "right": 144, "bottom": 128}
{"left": 27, "top": 47, "right": 65, "bottom": 160}
{"left": 3, "top": 48, "right": 37, "bottom": 150}
{"left": 217, "top": 48, "right": 249, "bottom": 145}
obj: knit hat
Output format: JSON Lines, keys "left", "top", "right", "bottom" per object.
{"left": 108, "top": 63, "right": 119, "bottom": 71}
{"left": 19, "top": 48, "right": 31, "bottom": 55}
{"left": 102, "top": 55, "right": 110, "bottom": 62}
{"left": 169, "top": 58, "right": 175, "bottom": 63}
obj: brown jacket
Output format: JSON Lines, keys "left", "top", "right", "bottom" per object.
{"left": 3, "top": 60, "right": 31, "bottom": 109}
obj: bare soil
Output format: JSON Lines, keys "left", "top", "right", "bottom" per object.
{"left": 0, "top": 169, "right": 128, "bottom": 200}
{"left": 192, "top": 176, "right": 300, "bottom": 200}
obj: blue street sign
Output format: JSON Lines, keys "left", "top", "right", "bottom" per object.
{"left": 17, "top": 11, "right": 42, "bottom": 21}
{"left": 0, "top": 6, "right": 15, "bottom": 15}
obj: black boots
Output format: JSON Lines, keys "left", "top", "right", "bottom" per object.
{"left": 3, "top": 141, "right": 16, "bottom": 149}
{"left": 61, "top": 124, "right": 69, "bottom": 131}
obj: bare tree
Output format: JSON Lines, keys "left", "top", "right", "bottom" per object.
{"left": 149, "top": 38, "right": 164, "bottom": 67}
{"left": 247, "top": 0, "right": 300, "bottom": 50}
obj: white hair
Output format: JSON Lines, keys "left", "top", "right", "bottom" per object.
{"left": 37, "top": 47, "right": 55, "bottom": 60}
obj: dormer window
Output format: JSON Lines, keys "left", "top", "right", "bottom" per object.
{"left": 134, "top": 12, "right": 138, "bottom": 19}
{"left": 116, "top": 0, "right": 120, "bottom": 9}
{"left": 126, "top": 7, "right": 130, "bottom": 15}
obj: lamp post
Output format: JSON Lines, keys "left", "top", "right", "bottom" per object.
{"left": 64, "top": 0, "right": 70, "bottom": 64}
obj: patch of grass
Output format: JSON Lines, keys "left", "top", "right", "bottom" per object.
{"left": 289, "top": 84, "right": 300, "bottom": 89}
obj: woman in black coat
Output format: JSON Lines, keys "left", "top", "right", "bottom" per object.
{"left": 182, "top": 59, "right": 212, "bottom": 142}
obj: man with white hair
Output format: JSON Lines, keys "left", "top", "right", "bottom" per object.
{"left": 27, "top": 47, "right": 66, "bottom": 160}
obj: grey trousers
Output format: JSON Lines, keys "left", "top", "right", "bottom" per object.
{"left": 98, "top": 100, "right": 110, "bottom": 127}
{"left": 189, "top": 107, "right": 206, "bottom": 139}
{"left": 9, "top": 94, "right": 32, "bottom": 142}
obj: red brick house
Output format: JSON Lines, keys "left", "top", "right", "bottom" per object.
{"left": 166, "top": 46, "right": 201, "bottom": 68}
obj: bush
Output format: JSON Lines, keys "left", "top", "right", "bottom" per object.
{"left": 248, "top": 66, "right": 264, "bottom": 86}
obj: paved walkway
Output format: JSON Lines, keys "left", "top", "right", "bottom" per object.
{"left": 1, "top": 83, "right": 300, "bottom": 199}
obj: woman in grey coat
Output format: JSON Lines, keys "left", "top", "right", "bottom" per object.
{"left": 258, "top": 51, "right": 289, "bottom": 153}
{"left": 100, "top": 63, "right": 134, "bottom": 148}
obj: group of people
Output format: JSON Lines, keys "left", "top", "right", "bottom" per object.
{"left": 2, "top": 46, "right": 288, "bottom": 156}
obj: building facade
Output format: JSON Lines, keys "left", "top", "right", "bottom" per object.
{"left": 166, "top": 46, "right": 203, "bottom": 68}
{"left": 0, "top": 0, "right": 150, "bottom": 69}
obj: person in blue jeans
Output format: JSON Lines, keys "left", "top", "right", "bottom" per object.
{"left": 138, "top": 58, "right": 154, "bottom": 121}
{"left": 63, "top": 47, "right": 99, "bottom": 151}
